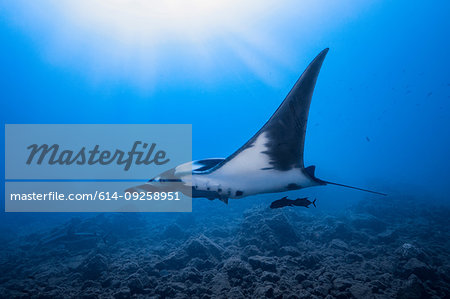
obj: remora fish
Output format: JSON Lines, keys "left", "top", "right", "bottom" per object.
{"left": 127, "top": 48, "right": 386, "bottom": 203}
{"left": 270, "top": 197, "right": 316, "bottom": 209}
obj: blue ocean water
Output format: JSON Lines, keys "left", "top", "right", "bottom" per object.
{"left": 0, "top": 1, "right": 449, "bottom": 298}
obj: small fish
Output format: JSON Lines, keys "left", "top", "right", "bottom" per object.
{"left": 270, "top": 196, "right": 317, "bottom": 209}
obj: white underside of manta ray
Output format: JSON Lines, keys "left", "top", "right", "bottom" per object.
{"left": 127, "top": 48, "right": 386, "bottom": 203}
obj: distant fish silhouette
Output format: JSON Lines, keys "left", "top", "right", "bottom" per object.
{"left": 270, "top": 196, "right": 317, "bottom": 209}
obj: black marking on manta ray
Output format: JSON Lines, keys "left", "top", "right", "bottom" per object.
{"left": 286, "top": 183, "right": 301, "bottom": 190}
{"left": 289, "top": 101, "right": 303, "bottom": 130}
{"left": 260, "top": 167, "right": 274, "bottom": 170}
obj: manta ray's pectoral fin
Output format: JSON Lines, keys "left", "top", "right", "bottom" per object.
{"left": 201, "top": 48, "right": 329, "bottom": 180}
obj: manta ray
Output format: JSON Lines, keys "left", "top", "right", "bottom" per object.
{"left": 127, "top": 48, "right": 386, "bottom": 203}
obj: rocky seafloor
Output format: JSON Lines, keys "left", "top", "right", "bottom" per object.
{"left": 0, "top": 195, "right": 449, "bottom": 298}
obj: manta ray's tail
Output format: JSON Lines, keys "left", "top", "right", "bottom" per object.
{"left": 321, "top": 180, "right": 387, "bottom": 196}
{"left": 305, "top": 165, "right": 387, "bottom": 196}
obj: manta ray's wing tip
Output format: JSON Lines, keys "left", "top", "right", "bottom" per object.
{"left": 316, "top": 48, "right": 329, "bottom": 60}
